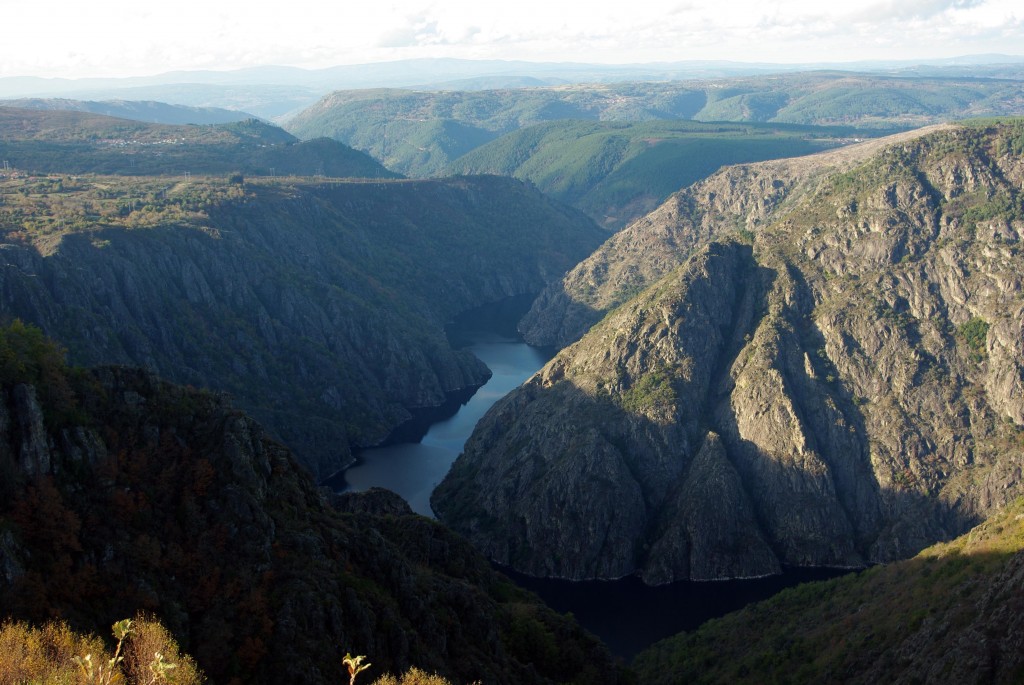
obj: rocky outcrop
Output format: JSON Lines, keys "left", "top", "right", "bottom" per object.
{"left": 0, "top": 328, "right": 624, "bottom": 685}
{"left": 10, "top": 384, "right": 51, "bottom": 477}
{"left": 0, "top": 175, "right": 604, "bottom": 479}
{"left": 331, "top": 487, "right": 415, "bottom": 516}
{"left": 519, "top": 127, "right": 951, "bottom": 348}
{"left": 435, "top": 122, "right": 1024, "bottom": 582}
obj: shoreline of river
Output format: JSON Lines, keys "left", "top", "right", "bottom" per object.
{"left": 330, "top": 295, "right": 855, "bottom": 660}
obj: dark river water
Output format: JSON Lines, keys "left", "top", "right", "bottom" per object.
{"left": 336, "top": 297, "right": 851, "bottom": 660}
{"left": 340, "top": 328, "right": 552, "bottom": 516}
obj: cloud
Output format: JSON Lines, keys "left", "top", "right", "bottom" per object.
{"left": 850, "top": 0, "right": 985, "bottom": 22}
{"left": 2, "top": 0, "right": 1022, "bottom": 79}
{"left": 375, "top": 11, "right": 445, "bottom": 48}
{"left": 377, "top": 27, "right": 422, "bottom": 48}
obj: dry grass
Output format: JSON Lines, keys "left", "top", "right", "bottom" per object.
{"left": 0, "top": 615, "right": 202, "bottom": 685}
{"left": 370, "top": 668, "right": 467, "bottom": 685}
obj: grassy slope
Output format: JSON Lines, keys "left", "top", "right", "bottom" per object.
{"left": 447, "top": 119, "right": 860, "bottom": 228}
{"left": 284, "top": 72, "right": 1024, "bottom": 179}
{"left": 633, "top": 498, "right": 1024, "bottom": 684}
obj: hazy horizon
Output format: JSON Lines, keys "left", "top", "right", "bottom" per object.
{"left": 4, "top": 0, "right": 1023, "bottom": 80}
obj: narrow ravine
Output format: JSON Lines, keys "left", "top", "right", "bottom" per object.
{"left": 336, "top": 295, "right": 851, "bottom": 660}
{"left": 337, "top": 295, "right": 553, "bottom": 516}
{"left": 340, "top": 331, "right": 552, "bottom": 516}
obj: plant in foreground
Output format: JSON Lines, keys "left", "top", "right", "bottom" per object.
{"left": 344, "top": 652, "right": 372, "bottom": 685}
{"left": 72, "top": 618, "right": 133, "bottom": 685}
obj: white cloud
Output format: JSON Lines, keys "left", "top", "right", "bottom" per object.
{"left": 377, "top": 15, "right": 443, "bottom": 49}
{"left": 0, "top": 0, "right": 1021, "bottom": 78}
{"left": 849, "top": 0, "right": 985, "bottom": 22}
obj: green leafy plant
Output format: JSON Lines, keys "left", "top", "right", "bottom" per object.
{"left": 148, "top": 652, "right": 178, "bottom": 684}
{"left": 73, "top": 618, "right": 133, "bottom": 685}
{"left": 344, "top": 652, "right": 372, "bottom": 685}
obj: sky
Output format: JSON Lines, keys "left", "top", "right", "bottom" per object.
{"left": 2, "top": 0, "right": 1023, "bottom": 79}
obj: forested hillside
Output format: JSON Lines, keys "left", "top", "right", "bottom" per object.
{"left": 286, "top": 72, "right": 1024, "bottom": 177}
{"left": 634, "top": 497, "right": 1024, "bottom": 684}
{"left": 0, "top": 322, "right": 623, "bottom": 684}
{"left": 0, "top": 173, "right": 604, "bottom": 478}
{"left": 447, "top": 119, "right": 858, "bottom": 229}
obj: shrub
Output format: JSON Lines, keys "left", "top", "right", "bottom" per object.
{"left": 957, "top": 317, "right": 989, "bottom": 362}
{"left": 0, "top": 616, "right": 203, "bottom": 685}
{"left": 370, "top": 667, "right": 459, "bottom": 685}
{"left": 122, "top": 616, "right": 202, "bottom": 685}
{"left": 0, "top": 618, "right": 107, "bottom": 685}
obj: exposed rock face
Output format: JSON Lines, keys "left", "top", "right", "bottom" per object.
{"left": 11, "top": 384, "right": 51, "bottom": 477}
{"left": 0, "top": 336, "right": 623, "bottom": 685}
{"left": 519, "top": 127, "right": 953, "bottom": 348}
{"left": 434, "top": 122, "right": 1024, "bottom": 582}
{"left": 0, "top": 176, "right": 604, "bottom": 479}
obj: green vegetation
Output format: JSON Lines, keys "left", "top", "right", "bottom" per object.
{"left": 0, "top": 307, "right": 621, "bottom": 685}
{"left": 0, "top": 107, "right": 398, "bottom": 178}
{"left": 0, "top": 173, "right": 248, "bottom": 244}
{"left": 0, "top": 318, "right": 68, "bottom": 387}
{"left": 960, "top": 191, "right": 1022, "bottom": 227}
{"left": 6, "top": 97, "right": 254, "bottom": 127}
{"left": 619, "top": 363, "right": 678, "bottom": 414}
{"left": 448, "top": 119, "right": 856, "bottom": 228}
{"left": 633, "top": 499, "right": 1024, "bottom": 684}
{"left": 958, "top": 317, "right": 991, "bottom": 362}
{"left": 286, "top": 72, "right": 1024, "bottom": 181}
{"left": 694, "top": 74, "right": 1023, "bottom": 128}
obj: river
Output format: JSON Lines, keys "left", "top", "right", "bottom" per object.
{"left": 340, "top": 331, "right": 552, "bottom": 516}
{"left": 336, "top": 297, "right": 850, "bottom": 659}
{"left": 337, "top": 295, "right": 553, "bottom": 516}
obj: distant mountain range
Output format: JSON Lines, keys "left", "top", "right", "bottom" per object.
{"left": 1, "top": 98, "right": 255, "bottom": 125}
{"left": 286, "top": 70, "right": 1024, "bottom": 226}
{"left": 3, "top": 56, "right": 1023, "bottom": 120}
{"left": 0, "top": 106, "right": 395, "bottom": 178}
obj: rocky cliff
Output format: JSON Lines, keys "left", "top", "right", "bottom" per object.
{"left": 434, "top": 121, "right": 1024, "bottom": 582}
{"left": 0, "top": 323, "right": 624, "bottom": 685}
{"left": 0, "top": 174, "right": 604, "bottom": 478}
{"left": 519, "top": 126, "right": 953, "bottom": 348}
